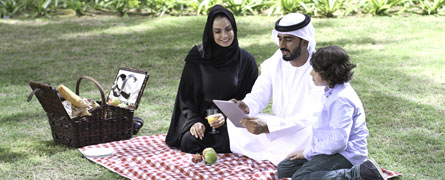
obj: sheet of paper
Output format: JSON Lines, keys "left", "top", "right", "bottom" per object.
{"left": 213, "top": 100, "right": 248, "bottom": 128}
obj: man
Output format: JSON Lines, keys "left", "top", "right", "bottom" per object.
{"left": 227, "top": 13, "right": 324, "bottom": 165}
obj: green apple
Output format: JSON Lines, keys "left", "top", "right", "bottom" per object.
{"left": 202, "top": 147, "right": 217, "bottom": 165}
{"left": 118, "top": 103, "right": 128, "bottom": 108}
{"left": 108, "top": 97, "right": 120, "bottom": 106}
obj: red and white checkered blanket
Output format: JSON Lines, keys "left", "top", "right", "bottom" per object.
{"left": 78, "top": 135, "right": 401, "bottom": 180}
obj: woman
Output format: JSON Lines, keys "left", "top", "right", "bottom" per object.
{"left": 165, "top": 5, "right": 258, "bottom": 154}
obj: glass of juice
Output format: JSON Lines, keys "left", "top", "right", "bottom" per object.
{"left": 206, "top": 108, "right": 219, "bottom": 134}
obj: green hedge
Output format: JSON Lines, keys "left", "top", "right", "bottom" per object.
{"left": 1, "top": 0, "right": 444, "bottom": 18}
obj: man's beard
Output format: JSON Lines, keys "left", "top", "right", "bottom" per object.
{"left": 281, "top": 45, "right": 302, "bottom": 61}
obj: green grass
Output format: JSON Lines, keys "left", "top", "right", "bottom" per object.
{"left": 1, "top": 15, "right": 444, "bottom": 179}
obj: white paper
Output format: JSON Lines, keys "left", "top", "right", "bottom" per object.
{"left": 213, "top": 100, "right": 248, "bottom": 128}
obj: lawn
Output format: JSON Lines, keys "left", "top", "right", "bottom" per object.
{"left": 0, "top": 15, "right": 444, "bottom": 179}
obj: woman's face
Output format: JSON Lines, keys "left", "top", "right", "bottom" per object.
{"left": 212, "top": 16, "right": 234, "bottom": 47}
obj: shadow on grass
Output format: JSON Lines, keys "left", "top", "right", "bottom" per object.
{"left": 0, "top": 140, "right": 67, "bottom": 163}
{"left": 349, "top": 89, "right": 444, "bottom": 179}
{"left": 0, "top": 147, "right": 27, "bottom": 163}
{"left": 0, "top": 110, "right": 47, "bottom": 124}
{"left": 32, "top": 139, "right": 71, "bottom": 155}
{"left": 354, "top": 67, "right": 444, "bottom": 178}
{"left": 353, "top": 57, "right": 444, "bottom": 126}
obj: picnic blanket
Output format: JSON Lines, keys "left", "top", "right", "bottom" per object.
{"left": 78, "top": 134, "right": 401, "bottom": 180}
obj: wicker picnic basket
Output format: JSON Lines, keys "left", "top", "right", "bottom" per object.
{"left": 29, "top": 76, "right": 134, "bottom": 148}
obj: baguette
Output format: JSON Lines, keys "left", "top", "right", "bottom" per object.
{"left": 57, "top": 84, "right": 88, "bottom": 108}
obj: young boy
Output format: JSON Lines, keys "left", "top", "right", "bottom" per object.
{"left": 277, "top": 46, "right": 386, "bottom": 180}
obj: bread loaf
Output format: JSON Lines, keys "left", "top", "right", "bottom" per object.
{"left": 57, "top": 84, "right": 88, "bottom": 108}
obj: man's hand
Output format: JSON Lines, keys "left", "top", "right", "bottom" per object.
{"left": 287, "top": 150, "right": 305, "bottom": 160}
{"left": 208, "top": 113, "right": 225, "bottom": 129}
{"left": 230, "top": 99, "right": 249, "bottom": 114}
{"left": 190, "top": 122, "right": 205, "bottom": 140}
{"left": 240, "top": 117, "right": 269, "bottom": 134}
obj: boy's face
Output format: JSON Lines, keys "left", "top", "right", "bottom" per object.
{"left": 310, "top": 69, "right": 329, "bottom": 87}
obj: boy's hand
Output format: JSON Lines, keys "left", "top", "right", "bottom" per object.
{"left": 287, "top": 150, "right": 305, "bottom": 160}
{"left": 230, "top": 99, "right": 249, "bottom": 114}
{"left": 240, "top": 117, "right": 269, "bottom": 134}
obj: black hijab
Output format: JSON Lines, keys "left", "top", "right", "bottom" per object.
{"left": 185, "top": 5, "right": 240, "bottom": 67}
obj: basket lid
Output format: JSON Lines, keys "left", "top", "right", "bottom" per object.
{"left": 28, "top": 80, "right": 71, "bottom": 119}
{"left": 107, "top": 67, "right": 149, "bottom": 110}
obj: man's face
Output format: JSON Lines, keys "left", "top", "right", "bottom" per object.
{"left": 277, "top": 33, "right": 302, "bottom": 61}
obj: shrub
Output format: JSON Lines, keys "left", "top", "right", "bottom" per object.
{"left": 2, "top": 0, "right": 444, "bottom": 19}
{"left": 108, "top": 0, "right": 140, "bottom": 16}
{"left": 223, "top": 0, "right": 264, "bottom": 15}
{"left": 281, "top": 0, "right": 299, "bottom": 13}
{"left": 366, "top": 0, "right": 406, "bottom": 15}
{"left": 342, "top": 0, "right": 367, "bottom": 16}
{"left": 63, "top": 0, "right": 89, "bottom": 16}
{"left": 418, "top": 0, "right": 445, "bottom": 14}
{"left": 279, "top": 0, "right": 317, "bottom": 15}
{"left": 193, "top": 0, "right": 222, "bottom": 15}
{"left": 313, "top": 0, "right": 345, "bottom": 17}
{"left": 33, "top": 0, "right": 56, "bottom": 17}
{"left": 0, "top": 0, "right": 23, "bottom": 18}
{"left": 144, "top": 0, "right": 182, "bottom": 16}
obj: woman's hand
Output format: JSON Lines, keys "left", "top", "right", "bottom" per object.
{"left": 230, "top": 99, "right": 249, "bottom": 114}
{"left": 287, "top": 150, "right": 305, "bottom": 160}
{"left": 190, "top": 122, "right": 205, "bottom": 140}
{"left": 209, "top": 113, "right": 225, "bottom": 129}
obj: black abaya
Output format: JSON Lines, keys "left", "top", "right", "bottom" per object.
{"left": 165, "top": 47, "right": 257, "bottom": 153}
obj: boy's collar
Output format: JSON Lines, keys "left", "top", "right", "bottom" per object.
{"left": 324, "top": 85, "right": 336, "bottom": 98}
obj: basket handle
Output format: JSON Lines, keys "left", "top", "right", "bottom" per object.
{"left": 27, "top": 88, "right": 41, "bottom": 102}
{"left": 75, "top": 76, "right": 106, "bottom": 104}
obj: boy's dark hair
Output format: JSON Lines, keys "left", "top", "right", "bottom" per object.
{"left": 310, "top": 46, "right": 356, "bottom": 88}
